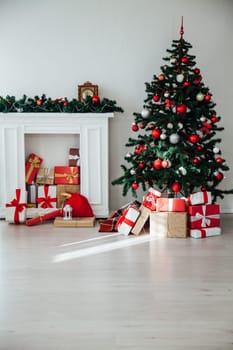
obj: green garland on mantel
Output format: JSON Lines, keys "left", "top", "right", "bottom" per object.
{"left": 0, "top": 94, "right": 124, "bottom": 113}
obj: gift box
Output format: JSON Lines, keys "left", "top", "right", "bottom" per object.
{"left": 150, "top": 212, "right": 187, "bottom": 238}
{"left": 5, "top": 188, "right": 27, "bottom": 224}
{"left": 131, "top": 205, "right": 151, "bottom": 235}
{"left": 189, "top": 227, "right": 221, "bottom": 239}
{"left": 54, "top": 166, "right": 80, "bottom": 185}
{"left": 142, "top": 187, "right": 161, "bottom": 211}
{"left": 25, "top": 209, "right": 63, "bottom": 226}
{"left": 27, "top": 182, "right": 37, "bottom": 204}
{"left": 188, "top": 204, "right": 220, "bottom": 229}
{"left": 109, "top": 200, "right": 141, "bottom": 219}
{"left": 54, "top": 216, "right": 95, "bottom": 227}
{"left": 56, "top": 184, "right": 80, "bottom": 208}
{"left": 98, "top": 218, "right": 118, "bottom": 232}
{"left": 25, "top": 153, "right": 43, "bottom": 184}
{"left": 189, "top": 191, "right": 212, "bottom": 205}
{"left": 68, "top": 148, "right": 80, "bottom": 166}
{"left": 37, "top": 185, "right": 57, "bottom": 208}
{"left": 156, "top": 198, "right": 186, "bottom": 212}
{"left": 36, "top": 168, "right": 54, "bottom": 185}
{"left": 116, "top": 206, "right": 140, "bottom": 235}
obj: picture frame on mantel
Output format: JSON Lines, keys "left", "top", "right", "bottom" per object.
{"left": 78, "top": 81, "right": 98, "bottom": 102}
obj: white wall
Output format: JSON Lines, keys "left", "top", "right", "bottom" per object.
{"left": 0, "top": 0, "right": 233, "bottom": 211}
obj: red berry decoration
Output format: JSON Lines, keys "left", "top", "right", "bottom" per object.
{"left": 181, "top": 56, "right": 188, "bottom": 63}
{"left": 216, "top": 157, "right": 224, "bottom": 164}
{"left": 92, "top": 95, "right": 100, "bottom": 103}
{"left": 176, "top": 103, "right": 187, "bottom": 114}
{"left": 138, "top": 162, "right": 145, "bottom": 169}
{"left": 189, "top": 134, "right": 199, "bottom": 144}
{"left": 132, "top": 182, "right": 139, "bottom": 190}
{"left": 36, "top": 99, "right": 43, "bottom": 106}
{"left": 158, "top": 74, "right": 165, "bottom": 81}
{"left": 151, "top": 128, "right": 161, "bottom": 139}
{"left": 204, "top": 94, "right": 211, "bottom": 102}
{"left": 153, "top": 159, "right": 162, "bottom": 170}
{"left": 152, "top": 94, "right": 160, "bottom": 102}
{"left": 171, "top": 182, "right": 181, "bottom": 192}
{"left": 131, "top": 123, "right": 139, "bottom": 132}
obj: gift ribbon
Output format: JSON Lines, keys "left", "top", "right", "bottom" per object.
{"left": 55, "top": 168, "right": 78, "bottom": 184}
{"left": 6, "top": 188, "right": 26, "bottom": 223}
{"left": 190, "top": 205, "right": 220, "bottom": 227}
{"left": 36, "top": 185, "right": 56, "bottom": 208}
{"left": 117, "top": 207, "right": 138, "bottom": 229}
{"left": 25, "top": 155, "right": 41, "bottom": 183}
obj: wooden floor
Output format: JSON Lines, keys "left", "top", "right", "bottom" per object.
{"left": 0, "top": 215, "right": 233, "bottom": 350}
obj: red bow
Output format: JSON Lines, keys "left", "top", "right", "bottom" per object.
{"left": 37, "top": 185, "right": 56, "bottom": 208}
{"left": 6, "top": 189, "right": 26, "bottom": 223}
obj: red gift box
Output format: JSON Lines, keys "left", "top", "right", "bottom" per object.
{"left": 68, "top": 148, "right": 80, "bottom": 166}
{"left": 116, "top": 206, "right": 140, "bottom": 235}
{"left": 188, "top": 191, "right": 211, "bottom": 205}
{"left": 25, "top": 209, "right": 63, "bottom": 226}
{"left": 5, "top": 188, "right": 27, "bottom": 223}
{"left": 142, "top": 187, "right": 161, "bottom": 211}
{"left": 54, "top": 166, "right": 80, "bottom": 185}
{"left": 189, "top": 227, "right": 221, "bottom": 239}
{"left": 188, "top": 204, "right": 220, "bottom": 229}
{"left": 25, "top": 153, "right": 43, "bottom": 184}
{"left": 156, "top": 198, "right": 186, "bottom": 212}
{"left": 37, "top": 185, "right": 57, "bottom": 208}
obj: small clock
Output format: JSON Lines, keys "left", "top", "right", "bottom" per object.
{"left": 78, "top": 81, "right": 99, "bottom": 102}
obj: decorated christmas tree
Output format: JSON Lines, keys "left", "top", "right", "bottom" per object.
{"left": 112, "top": 18, "right": 233, "bottom": 203}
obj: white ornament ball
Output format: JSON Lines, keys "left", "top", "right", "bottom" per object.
{"left": 200, "top": 116, "right": 206, "bottom": 122}
{"left": 179, "top": 166, "right": 187, "bottom": 176}
{"left": 196, "top": 92, "right": 204, "bottom": 101}
{"left": 160, "top": 133, "right": 167, "bottom": 140}
{"left": 213, "top": 147, "right": 220, "bottom": 154}
{"left": 178, "top": 122, "right": 183, "bottom": 129}
{"left": 130, "top": 169, "right": 136, "bottom": 175}
{"left": 125, "top": 152, "right": 132, "bottom": 158}
{"left": 170, "top": 57, "right": 177, "bottom": 64}
{"left": 141, "top": 108, "right": 150, "bottom": 119}
{"left": 176, "top": 74, "right": 184, "bottom": 83}
{"left": 164, "top": 91, "right": 170, "bottom": 98}
{"left": 167, "top": 123, "right": 173, "bottom": 129}
{"left": 169, "top": 133, "right": 180, "bottom": 144}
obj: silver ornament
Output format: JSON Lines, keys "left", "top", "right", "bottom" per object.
{"left": 167, "top": 123, "right": 173, "bottom": 129}
{"left": 200, "top": 116, "right": 206, "bottom": 122}
{"left": 160, "top": 133, "right": 167, "bottom": 140}
{"left": 176, "top": 74, "right": 184, "bottom": 83}
{"left": 164, "top": 91, "right": 170, "bottom": 98}
{"left": 196, "top": 92, "right": 204, "bottom": 101}
{"left": 213, "top": 147, "right": 220, "bottom": 154}
{"left": 179, "top": 166, "right": 187, "bottom": 176}
{"left": 141, "top": 108, "right": 150, "bottom": 119}
{"left": 130, "top": 169, "right": 136, "bottom": 175}
{"left": 178, "top": 122, "right": 183, "bottom": 129}
{"left": 169, "top": 133, "right": 180, "bottom": 144}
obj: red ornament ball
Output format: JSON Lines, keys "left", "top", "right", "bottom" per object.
{"left": 189, "top": 134, "right": 199, "bottom": 144}
{"left": 176, "top": 103, "right": 187, "bottom": 114}
{"left": 151, "top": 128, "right": 161, "bottom": 139}
{"left": 63, "top": 101, "right": 68, "bottom": 107}
{"left": 204, "top": 94, "right": 211, "bottom": 102}
{"left": 181, "top": 56, "right": 188, "bottom": 63}
{"left": 138, "top": 162, "right": 145, "bottom": 169}
{"left": 183, "top": 81, "right": 190, "bottom": 87}
{"left": 131, "top": 123, "right": 139, "bottom": 132}
{"left": 216, "top": 157, "right": 224, "bottom": 164}
{"left": 201, "top": 187, "right": 207, "bottom": 191}
{"left": 171, "top": 182, "right": 181, "bottom": 192}
{"left": 153, "top": 159, "right": 162, "bottom": 170}
{"left": 92, "top": 95, "right": 100, "bottom": 103}
{"left": 214, "top": 172, "right": 224, "bottom": 181}
{"left": 152, "top": 94, "right": 160, "bottom": 102}
{"left": 132, "top": 182, "right": 139, "bottom": 190}
{"left": 139, "top": 122, "right": 145, "bottom": 129}
{"left": 162, "top": 159, "right": 169, "bottom": 168}
{"left": 194, "top": 68, "right": 200, "bottom": 74}
{"left": 36, "top": 99, "right": 43, "bottom": 106}
{"left": 158, "top": 74, "right": 165, "bottom": 81}
{"left": 211, "top": 115, "right": 218, "bottom": 123}
{"left": 193, "top": 157, "right": 200, "bottom": 164}
{"left": 196, "top": 145, "right": 203, "bottom": 151}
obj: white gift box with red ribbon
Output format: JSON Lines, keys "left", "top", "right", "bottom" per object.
{"left": 188, "top": 204, "right": 220, "bottom": 229}
{"left": 5, "top": 188, "right": 27, "bottom": 224}
{"left": 189, "top": 227, "right": 221, "bottom": 239}
{"left": 116, "top": 206, "right": 140, "bottom": 235}
{"left": 189, "top": 191, "right": 212, "bottom": 205}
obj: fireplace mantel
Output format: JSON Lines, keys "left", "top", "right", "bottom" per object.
{"left": 0, "top": 112, "right": 114, "bottom": 218}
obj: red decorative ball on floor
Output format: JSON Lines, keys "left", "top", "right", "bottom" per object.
{"left": 153, "top": 159, "right": 162, "bottom": 170}
{"left": 189, "top": 134, "right": 199, "bottom": 144}
{"left": 176, "top": 103, "right": 187, "bottom": 114}
{"left": 131, "top": 123, "right": 139, "bottom": 132}
{"left": 132, "top": 182, "right": 139, "bottom": 190}
{"left": 92, "top": 95, "right": 100, "bottom": 103}
{"left": 171, "top": 182, "right": 181, "bottom": 192}
{"left": 151, "top": 128, "right": 161, "bottom": 139}
{"left": 152, "top": 94, "right": 160, "bottom": 102}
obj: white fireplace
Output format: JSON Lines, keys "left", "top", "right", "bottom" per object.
{"left": 0, "top": 112, "right": 114, "bottom": 218}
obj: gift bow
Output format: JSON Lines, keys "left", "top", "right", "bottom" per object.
{"left": 6, "top": 188, "right": 26, "bottom": 223}
{"left": 190, "top": 206, "right": 219, "bottom": 227}
{"left": 36, "top": 185, "right": 56, "bottom": 208}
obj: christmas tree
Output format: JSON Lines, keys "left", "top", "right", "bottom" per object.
{"left": 112, "top": 18, "right": 233, "bottom": 203}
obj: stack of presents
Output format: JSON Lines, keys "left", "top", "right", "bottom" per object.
{"left": 5, "top": 149, "right": 95, "bottom": 227}
{"left": 99, "top": 187, "right": 221, "bottom": 239}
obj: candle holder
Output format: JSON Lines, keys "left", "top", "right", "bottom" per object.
{"left": 63, "top": 204, "right": 72, "bottom": 220}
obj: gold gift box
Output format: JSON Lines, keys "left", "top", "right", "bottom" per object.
{"left": 36, "top": 168, "right": 54, "bottom": 185}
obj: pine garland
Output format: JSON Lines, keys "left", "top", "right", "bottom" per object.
{"left": 0, "top": 94, "right": 123, "bottom": 113}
